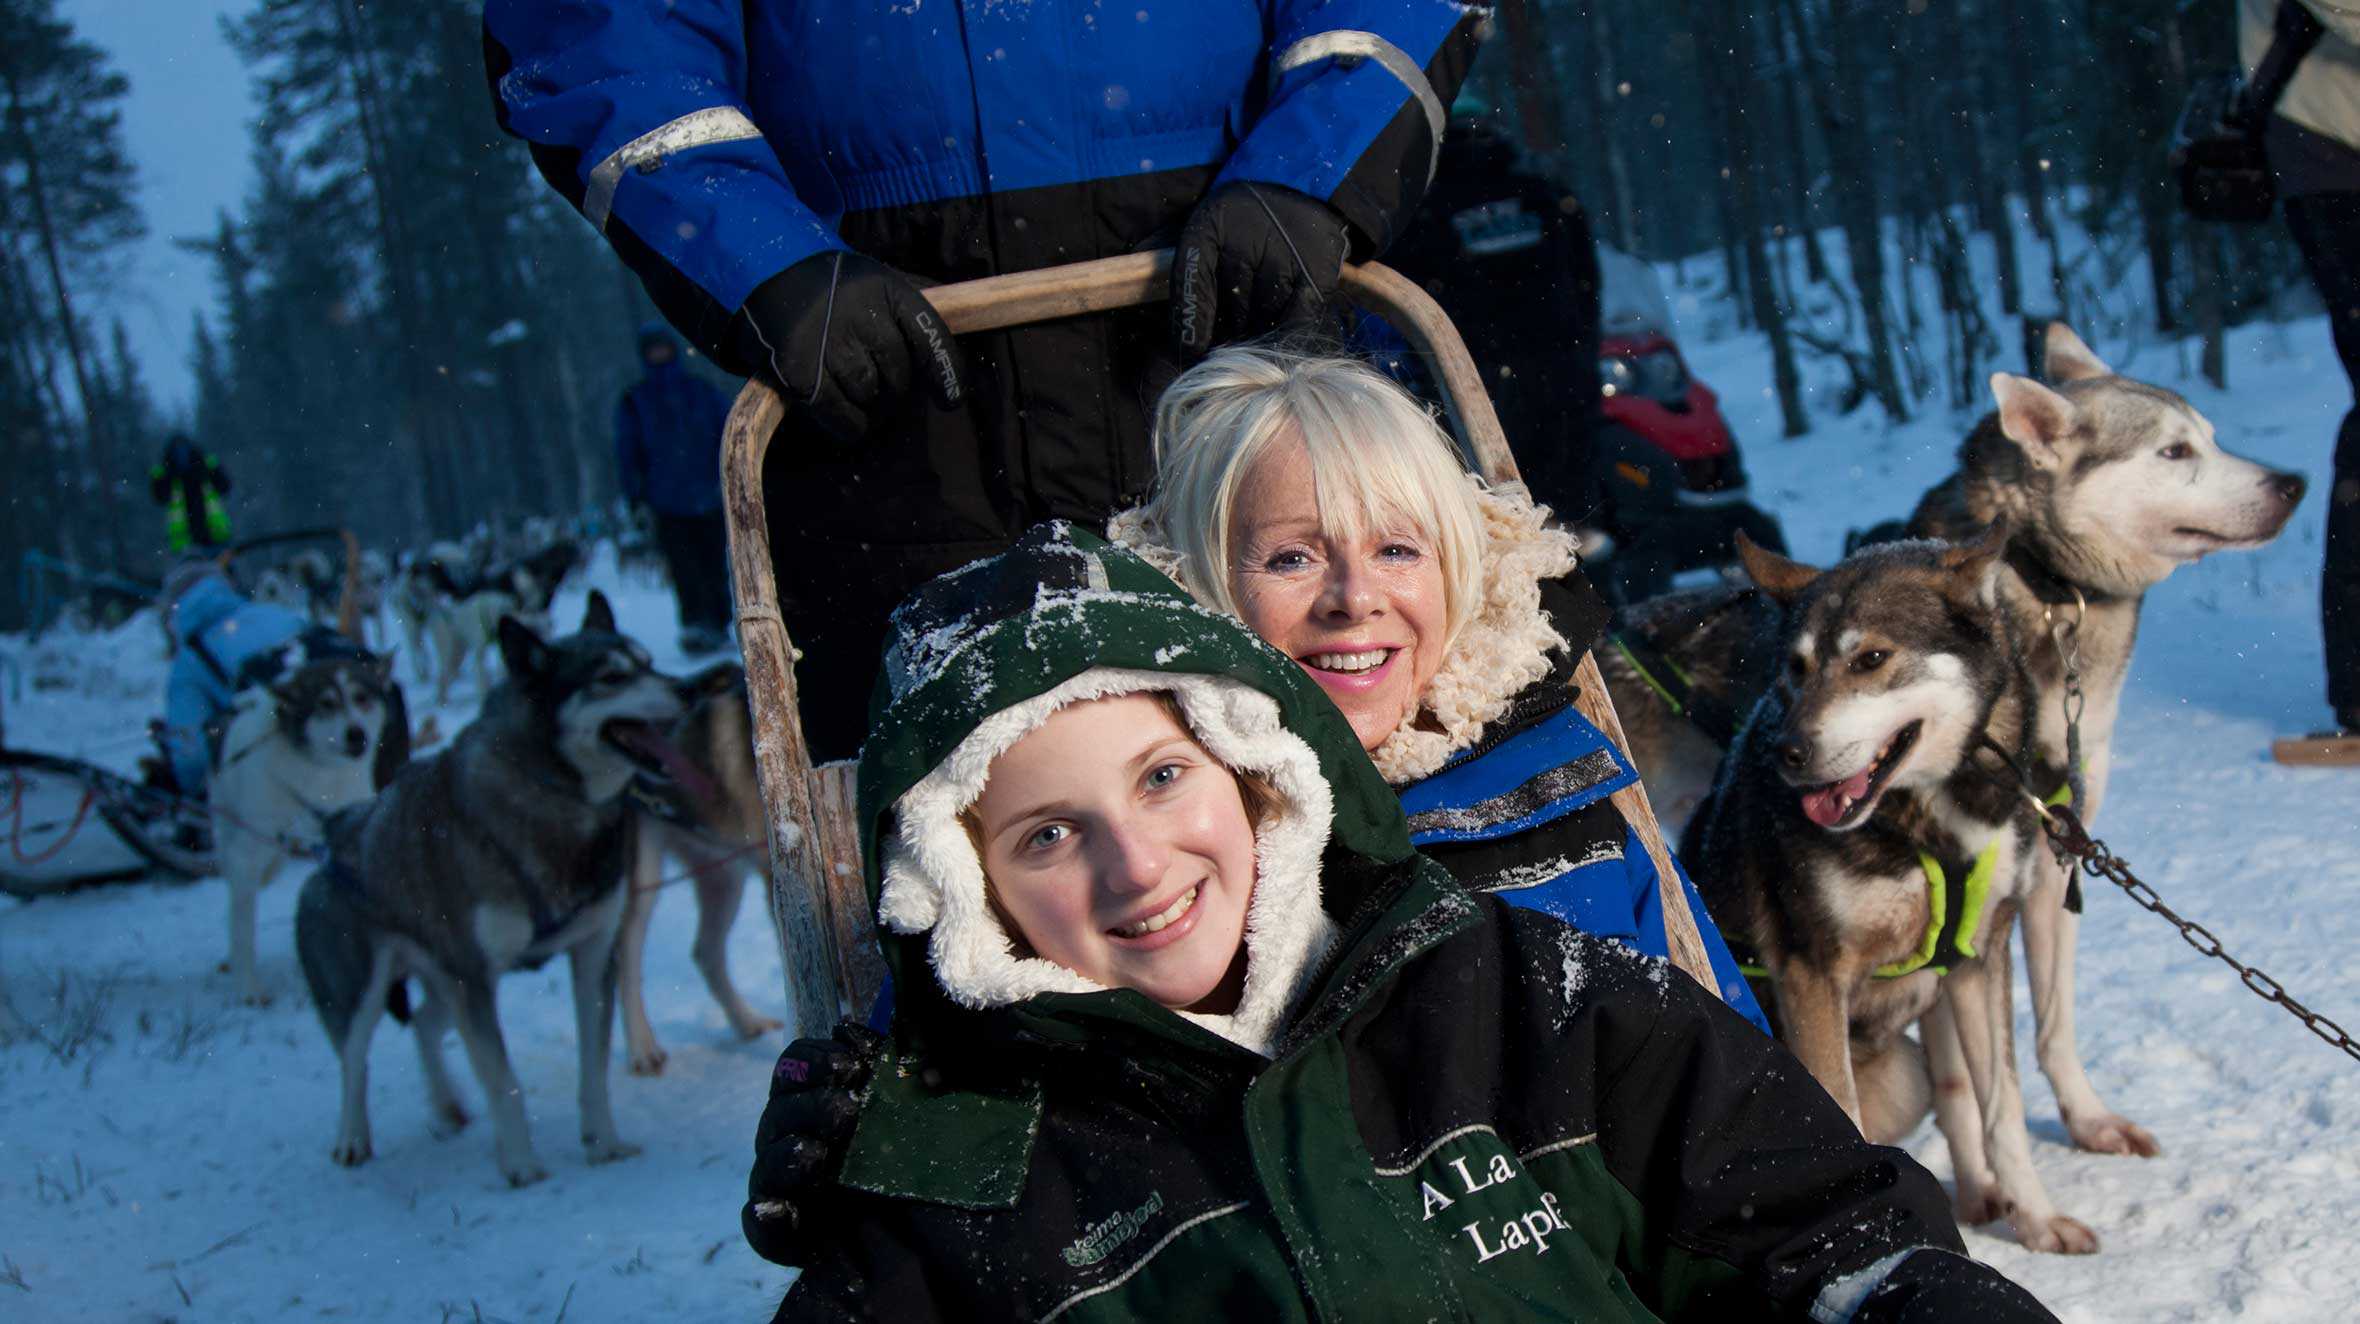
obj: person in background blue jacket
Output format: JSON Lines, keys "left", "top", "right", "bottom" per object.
{"left": 156, "top": 562, "right": 310, "bottom": 796}
{"left": 617, "top": 323, "right": 734, "bottom": 654}
{"left": 484, "top": 0, "right": 1483, "bottom": 759}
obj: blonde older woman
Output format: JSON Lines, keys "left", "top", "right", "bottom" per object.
{"left": 1108, "top": 344, "right": 1765, "bottom": 1027}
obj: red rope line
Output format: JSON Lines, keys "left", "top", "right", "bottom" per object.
{"left": 6, "top": 768, "right": 98, "bottom": 867}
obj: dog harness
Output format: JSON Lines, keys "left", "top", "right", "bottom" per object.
{"left": 1733, "top": 778, "right": 2074, "bottom": 982}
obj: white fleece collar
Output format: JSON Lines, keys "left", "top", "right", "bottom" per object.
{"left": 878, "top": 669, "right": 1338, "bottom": 1058}
{"left": 1107, "top": 481, "right": 1578, "bottom": 785}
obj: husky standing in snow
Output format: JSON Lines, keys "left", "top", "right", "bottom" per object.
{"left": 295, "top": 592, "right": 682, "bottom": 1186}
{"left": 1686, "top": 529, "right": 2103, "bottom": 1253}
{"left": 612, "top": 662, "right": 782, "bottom": 1076}
{"left": 209, "top": 650, "right": 405, "bottom": 1006}
{"left": 1610, "top": 323, "right": 2306, "bottom": 1166}
{"left": 422, "top": 541, "right": 580, "bottom": 707}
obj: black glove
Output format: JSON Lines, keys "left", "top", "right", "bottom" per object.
{"left": 1169, "top": 181, "right": 1353, "bottom": 358}
{"left": 733, "top": 251, "right": 967, "bottom": 444}
{"left": 742, "top": 1020, "right": 884, "bottom": 1268}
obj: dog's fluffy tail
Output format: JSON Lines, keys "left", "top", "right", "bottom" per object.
{"left": 294, "top": 865, "right": 412, "bottom": 1039}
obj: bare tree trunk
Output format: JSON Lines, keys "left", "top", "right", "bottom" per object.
{"left": 1583, "top": 0, "right": 1641, "bottom": 254}
{"left": 1816, "top": 0, "right": 1908, "bottom": 421}
{"left": 1, "top": 64, "right": 117, "bottom": 568}
{"left": 1691, "top": 0, "right": 1808, "bottom": 436}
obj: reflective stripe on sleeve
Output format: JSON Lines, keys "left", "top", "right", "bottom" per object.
{"left": 1269, "top": 29, "right": 1447, "bottom": 180}
{"left": 583, "top": 106, "right": 765, "bottom": 233}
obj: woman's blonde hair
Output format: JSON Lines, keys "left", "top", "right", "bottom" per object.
{"left": 1141, "top": 344, "right": 1489, "bottom": 653}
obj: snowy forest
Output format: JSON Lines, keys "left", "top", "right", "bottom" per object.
{"left": 0, "top": 0, "right": 2297, "bottom": 628}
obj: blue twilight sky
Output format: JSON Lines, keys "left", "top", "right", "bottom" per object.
{"left": 69, "top": 0, "right": 258, "bottom": 415}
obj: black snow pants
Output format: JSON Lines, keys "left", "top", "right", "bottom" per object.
{"left": 2284, "top": 193, "right": 2360, "bottom": 717}
{"left": 655, "top": 510, "right": 733, "bottom": 637}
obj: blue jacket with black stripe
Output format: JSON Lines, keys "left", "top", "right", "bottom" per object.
{"left": 484, "top": 1, "right": 1483, "bottom": 759}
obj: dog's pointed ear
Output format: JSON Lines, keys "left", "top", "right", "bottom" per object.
{"left": 581, "top": 589, "right": 616, "bottom": 635}
{"left": 1735, "top": 530, "right": 1820, "bottom": 605}
{"left": 1989, "top": 372, "right": 2075, "bottom": 468}
{"left": 1939, "top": 521, "right": 2010, "bottom": 608}
{"left": 497, "top": 614, "right": 551, "bottom": 683}
{"left": 2043, "top": 323, "right": 2112, "bottom": 383}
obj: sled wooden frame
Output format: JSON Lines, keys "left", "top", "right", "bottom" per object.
{"left": 724, "top": 251, "right": 1721, "bottom": 1036}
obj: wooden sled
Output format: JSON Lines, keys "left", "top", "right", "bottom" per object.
{"left": 722, "top": 252, "right": 1723, "bottom": 1036}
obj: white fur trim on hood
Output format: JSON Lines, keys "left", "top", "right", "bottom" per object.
{"left": 1107, "top": 481, "right": 1578, "bottom": 785}
{"left": 878, "top": 669, "right": 1339, "bottom": 1058}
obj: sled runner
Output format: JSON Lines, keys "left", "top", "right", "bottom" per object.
{"left": 721, "top": 253, "right": 1722, "bottom": 1035}
{"left": 1, "top": 749, "right": 214, "bottom": 897}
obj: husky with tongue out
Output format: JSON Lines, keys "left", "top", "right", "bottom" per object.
{"left": 1684, "top": 528, "right": 2103, "bottom": 1257}
{"left": 294, "top": 590, "right": 685, "bottom": 1187}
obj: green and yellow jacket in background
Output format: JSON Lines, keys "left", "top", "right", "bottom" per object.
{"left": 150, "top": 437, "right": 231, "bottom": 551}
{"left": 779, "top": 524, "right": 2053, "bottom": 1324}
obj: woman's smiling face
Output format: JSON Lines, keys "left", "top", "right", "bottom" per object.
{"left": 969, "top": 693, "right": 1258, "bottom": 1014}
{"left": 1227, "top": 438, "right": 1448, "bottom": 752}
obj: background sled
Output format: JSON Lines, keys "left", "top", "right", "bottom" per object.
{"left": 2, "top": 749, "right": 214, "bottom": 897}
{"left": 722, "top": 252, "right": 1722, "bottom": 1036}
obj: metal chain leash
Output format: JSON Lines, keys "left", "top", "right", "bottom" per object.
{"left": 2031, "top": 798, "right": 2360, "bottom": 1066}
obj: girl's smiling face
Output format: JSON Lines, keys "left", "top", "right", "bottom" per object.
{"left": 969, "top": 693, "right": 1258, "bottom": 1014}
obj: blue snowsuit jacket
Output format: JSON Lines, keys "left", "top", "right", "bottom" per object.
{"left": 617, "top": 329, "right": 731, "bottom": 518}
{"left": 483, "top": 1, "right": 1482, "bottom": 540}
{"left": 163, "top": 578, "right": 309, "bottom": 793}
{"left": 1395, "top": 576, "right": 1771, "bottom": 1032}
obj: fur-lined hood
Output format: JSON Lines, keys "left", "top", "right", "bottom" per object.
{"left": 858, "top": 523, "right": 1420, "bottom": 1059}
{"left": 1107, "top": 479, "right": 1581, "bottom": 784}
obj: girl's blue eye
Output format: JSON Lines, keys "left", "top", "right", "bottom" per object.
{"left": 1145, "top": 763, "right": 1183, "bottom": 789}
{"left": 1027, "top": 824, "right": 1069, "bottom": 850}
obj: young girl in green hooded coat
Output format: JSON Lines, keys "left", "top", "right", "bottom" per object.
{"left": 773, "top": 522, "right": 2051, "bottom": 1324}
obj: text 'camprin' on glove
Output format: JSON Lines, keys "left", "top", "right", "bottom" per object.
{"left": 1169, "top": 181, "right": 1354, "bottom": 359}
{"left": 733, "top": 252, "right": 969, "bottom": 443}
{"left": 743, "top": 1020, "right": 883, "bottom": 1268}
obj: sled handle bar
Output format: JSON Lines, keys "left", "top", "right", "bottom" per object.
{"left": 722, "top": 251, "right": 1716, "bottom": 1034}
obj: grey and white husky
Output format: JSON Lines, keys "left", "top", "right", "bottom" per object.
{"left": 210, "top": 651, "right": 404, "bottom": 1006}
{"left": 1686, "top": 529, "right": 2098, "bottom": 1253}
{"left": 295, "top": 591, "right": 683, "bottom": 1186}
{"left": 1611, "top": 324, "right": 2305, "bottom": 1163}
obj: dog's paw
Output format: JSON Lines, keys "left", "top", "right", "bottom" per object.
{"left": 731, "top": 1014, "right": 785, "bottom": 1040}
{"left": 500, "top": 1155, "right": 551, "bottom": 1188}
{"left": 583, "top": 1136, "right": 642, "bottom": 1166}
{"left": 2014, "top": 1212, "right": 2100, "bottom": 1255}
{"left": 1953, "top": 1185, "right": 2011, "bottom": 1227}
{"left": 428, "top": 1101, "right": 470, "bottom": 1139}
{"left": 330, "top": 1137, "right": 372, "bottom": 1167}
{"left": 2068, "top": 1112, "right": 2161, "bottom": 1158}
{"left": 627, "top": 1046, "right": 668, "bottom": 1077}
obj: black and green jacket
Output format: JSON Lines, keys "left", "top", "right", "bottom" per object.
{"left": 780, "top": 524, "right": 2049, "bottom": 1324}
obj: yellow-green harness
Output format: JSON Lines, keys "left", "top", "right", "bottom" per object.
{"left": 1736, "top": 779, "right": 2073, "bottom": 981}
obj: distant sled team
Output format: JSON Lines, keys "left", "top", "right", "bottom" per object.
{"left": 1606, "top": 323, "right": 2304, "bottom": 1251}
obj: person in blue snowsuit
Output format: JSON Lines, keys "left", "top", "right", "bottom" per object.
{"left": 616, "top": 323, "right": 734, "bottom": 653}
{"left": 158, "top": 567, "right": 310, "bottom": 795}
{"left": 483, "top": 0, "right": 1484, "bottom": 758}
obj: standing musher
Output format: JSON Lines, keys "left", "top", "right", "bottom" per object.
{"left": 483, "top": 0, "right": 1483, "bottom": 758}
{"left": 617, "top": 322, "right": 735, "bottom": 655}
{"left": 150, "top": 434, "right": 232, "bottom": 554}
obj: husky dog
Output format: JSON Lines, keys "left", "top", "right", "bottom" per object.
{"left": 210, "top": 651, "right": 405, "bottom": 1005}
{"left": 295, "top": 592, "right": 683, "bottom": 1186}
{"left": 423, "top": 542, "right": 580, "bottom": 707}
{"left": 613, "top": 662, "right": 782, "bottom": 1075}
{"left": 1610, "top": 324, "right": 2306, "bottom": 1160}
{"left": 1686, "top": 530, "right": 2102, "bottom": 1253}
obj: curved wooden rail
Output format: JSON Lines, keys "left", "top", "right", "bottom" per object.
{"left": 723, "top": 252, "right": 1718, "bottom": 1035}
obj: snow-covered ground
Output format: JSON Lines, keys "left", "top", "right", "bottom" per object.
{"left": 4, "top": 312, "right": 2358, "bottom": 1319}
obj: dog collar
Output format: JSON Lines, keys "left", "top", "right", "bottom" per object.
{"left": 2004, "top": 540, "right": 2121, "bottom": 608}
